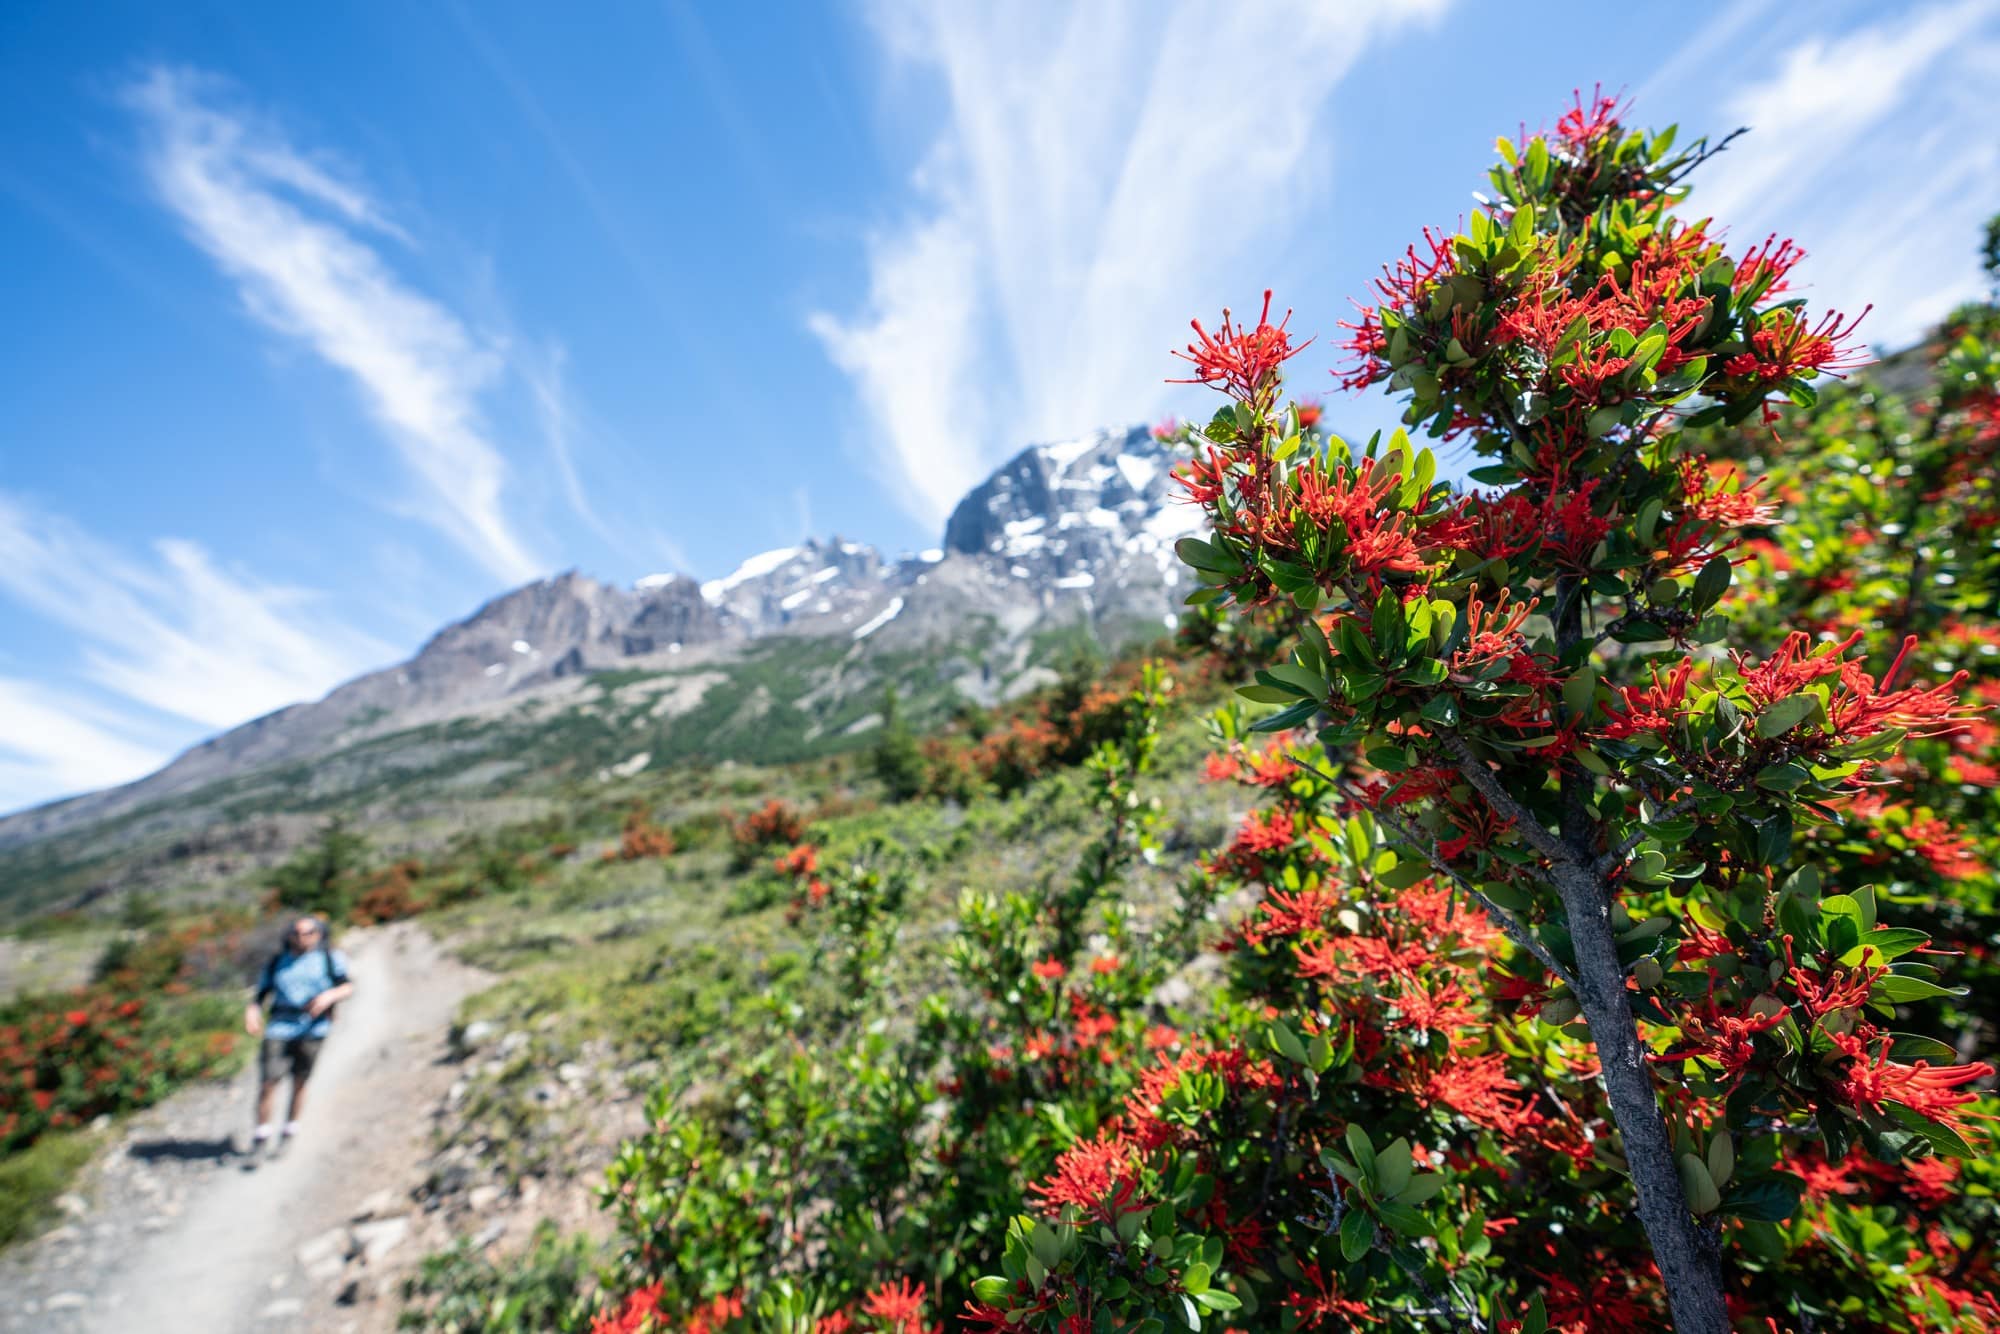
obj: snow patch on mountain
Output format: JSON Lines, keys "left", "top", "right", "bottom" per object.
{"left": 852, "top": 596, "right": 904, "bottom": 640}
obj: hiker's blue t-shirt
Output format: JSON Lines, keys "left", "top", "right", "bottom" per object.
{"left": 258, "top": 948, "right": 350, "bottom": 1041}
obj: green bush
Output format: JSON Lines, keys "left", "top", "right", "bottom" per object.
{"left": 398, "top": 1221, "right": 600, "bottom": 1333}
{"left": 0, "top": 1129, "right": 96, "bottom": 1249}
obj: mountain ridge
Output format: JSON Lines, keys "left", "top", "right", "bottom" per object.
{"left": 0, "top": 423, "right": 1202, "bottom": 857}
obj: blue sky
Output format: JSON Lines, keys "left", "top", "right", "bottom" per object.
{"left": 1, "top": 0, "right": 1996, "bottom": 813}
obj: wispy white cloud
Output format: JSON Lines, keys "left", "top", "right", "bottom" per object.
{"left": 0, "top": 679, "right": 179, "bottom": 814}
{"left": 521, "top": 344, "right": 619, "bottom": 551}
{"left": 0, "top": 493, "right": 395, "bottom": 797}
{"left": 125, "top": 65, "right": 546, "bottom": 583}
{"left": 809, "top": 205, "right": 986, "bottom": 520}
{"left": 813, "top": 0, "right": 1449, "bottom": 525}
{"left": 1665, "top": 0, "right": 2000, "bottom": 347}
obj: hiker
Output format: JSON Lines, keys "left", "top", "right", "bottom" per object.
{"left": 242, "top": 914, "right": 353, "bottom": 1156}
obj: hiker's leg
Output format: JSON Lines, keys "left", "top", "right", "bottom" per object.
{"left": 254, "top": 1038, "right": 285, "bottom": 1136}
{"left": 283, "top": 1038, "right": 322, "bottom": 1130}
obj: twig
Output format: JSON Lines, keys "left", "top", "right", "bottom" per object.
{"left": 1290, "top": 751, "right": 1577, "bottom": 989}
{"left": 1663, "top": 126, "right": 1747, "bottom": 191}
{"left": 1437, "top": 733, "right": 1573, "bottom": 866}
{"left": 1594, "top": 793, "right": 1701, "bottom": 874}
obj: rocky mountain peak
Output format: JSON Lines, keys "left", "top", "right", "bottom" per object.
{"left": 696, "top": 536, "right": 895, "bottom": 636}
{"left": 0, "top": 421, "right": 1206, "bottom": 844}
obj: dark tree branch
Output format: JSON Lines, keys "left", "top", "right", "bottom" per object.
{"left": 1442, "top": 727, "right": 1729, "bottom": 1329}
{"left": 1595, "top": 793, "right": 1700, "bottom": 875}
{"left": 1437, "top": 732, "right": 1572, "bottom": 865}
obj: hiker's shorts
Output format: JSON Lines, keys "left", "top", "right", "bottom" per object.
{"left": 258, "top": 1035, "right": 324, "bottom": 1085}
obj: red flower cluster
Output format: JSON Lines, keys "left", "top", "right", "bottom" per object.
{"left": 1724, "top": 306, "right": 1871, "bottom": 386}
{"left": 3, "top": 949, "right": 238, "bottom": 1153}
{"left": 1830, "top": 1031, "right": 1992, "bottom": 1134}
{"left": 1170, "top": 290, "right": 1311, "bottom": 408}
{"left": 1026, "top": 1129, "right": 1147, "bottom": 1223}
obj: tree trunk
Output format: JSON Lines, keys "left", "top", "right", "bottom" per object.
{"left": 1551, "top": 858, "right": 1730, "bottom": 1333}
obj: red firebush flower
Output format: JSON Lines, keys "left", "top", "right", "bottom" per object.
{"left": 1732, "top": 234, "right": 1807, "bottom": 298}
{"left": 1829, "top": 1031, "right": 1993, "bottom": 1133}
{"left": 861, "top": 1278, "right": 932, "bottom": 1334}
{"left": 1285, "top": 1262, "right": 1377, "bottom": 1329}
{"left": 1724, "top": 306, "right": 1871, "bottom": 385}
{"left": 1027, "top": 1129, "right": 1148, "bottom": 1223}
{"left": 1170, "top": 290, "right": 1311, "bottom": 406}
{"left": 1601, "top": 657, "right": 1696, "bottom": 739}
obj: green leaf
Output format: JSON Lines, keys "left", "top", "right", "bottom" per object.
{"left": 1345, "top": 1123, "right": 1376, "bottom": 1180}
{"left": 1692, "top": 554, "right": 1732, "bottom": 611}
{"left": 1859, "top": 928, "right": 1930, "bottom": 960}
{"left": 1268, "top": 1021, "right": 1310, "bottom": 1065}
{"left": 1193, "top": 1291, "right": 1242, "bottom": 1313}
{"left": 1720, "top": 1175, "right": 1802, "bottom": 1223}
{"left": 1419, "top": 695, "right": 1461, "bottom": 727}
{"left": 1376, "top": 1138, "right": 1413, "bottom": 1198}
{"left": 1376, "top": 1200, "right": 1431, "bottom": 1236}
{"left": 1396, "top": 1173, "right": 1447, "bottom": 1205}
{"left": 971, "top": 1277, "right": 1011, "bottom": 1304}
{"left": 1678, "top": 1153, "right": 1722, "bottom": 1214}
{"left": 1627, "top": 849, "right": 1668, "bottom": 884}
{"left": 1339, "top": 1206, "right": 1373, "bottom": 1262}
{"left": 1706, "top": 1132, "right": 1734, "bottom": 1190}
{"left": 1754, "top": 762, "right": 1810, "bottom": 792}
{"left": 1755, "top": 694, "right": 1819, "bottom": 739}
{"left": 1250, "top": 700, "right": 1320, "bottom": 733}
{"left": 1265, "top": 663, "right": 1329, "bottom": 698}
{"left": 1562, "top": 668, "right": 1598, "bottom": 720}
{"left": 1174, "top": 537, "right": 1234, "bottom": 573}
{"left": 1374, "top": 859, "right": 1430, "bottom": 890}
{"left": 1888, "top": 1032, "right": 1959, "bottom": 1062}
{"left": 1031, "top": 1220, "right": 1061, "bottom": 1268}
{"left": 1872, "top": 974, "right": 1965, "bottom": 1004}
{"left": 1366, "top": 746, "right": 1411, "bottom": 772}
{"left": 1319, "top": 1150, "right": 1362, "bottom": 1184}
{"left": 1610, "top": 619, "right": 1669, "bottom": 644}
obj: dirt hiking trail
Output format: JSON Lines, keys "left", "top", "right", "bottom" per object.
{"left": 2, "top": 922, "right": 490, "bottom": 1334}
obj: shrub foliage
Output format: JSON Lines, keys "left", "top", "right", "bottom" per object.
{"left": 577, "top": 94, "right": 1999, "bottom": 1334}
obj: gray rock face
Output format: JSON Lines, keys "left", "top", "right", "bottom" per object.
{"left": 931, "top": 423, "right": 1205, "bottom": 623}
{"left": 0, "top": 423, "right": 1208, "bottom": 847}
{"left": 622, "top": 575, "right": 724, "bottom": 655}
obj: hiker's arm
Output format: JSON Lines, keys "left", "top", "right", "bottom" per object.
{"left": 304, "top": 979, "right": 353, "bottom": 1017}
{"left": 245, "top": 965, "right": 272, "bottom": 1036}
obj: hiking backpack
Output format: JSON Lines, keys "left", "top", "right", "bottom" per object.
{"left": 258, "top": 921, "right": 349, "bottom": 1024}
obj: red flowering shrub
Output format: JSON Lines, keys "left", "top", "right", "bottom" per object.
{"left": 961, "top": 674, "right": 1147, "bottom": 797}
{"left": 584, "top": 98, "right": 1998, "bottom": 1334}
{"left": 351, "top": 858, "right": 426, "bottom": 924}
{"left": 617, "top": 804, "right": 678, "bottom": 861}
{"left": 1, "top": 918, "right": 243, "bottom": 1152}
{"left": 733, "top": 799, "right": 808, "bottom": 855}
{"left": 1143, "top": 91, "right": 1996, "bottom": 1332}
